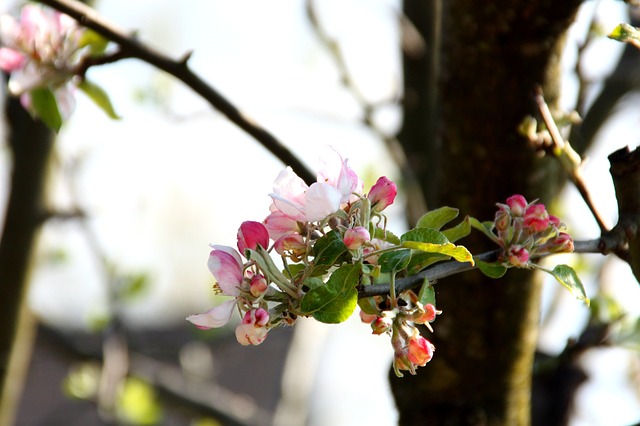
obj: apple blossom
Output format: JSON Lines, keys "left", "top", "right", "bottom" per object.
{"left": 235, "top": 308, "right": 270, "bottom": 346}
{"left": 0, "top": 5, "right": 86, "bottom": 118}
{"left": 406, "top": 334, "right": 435, "bottom": 367}
{"left": 186, "top": 246, "right": 244, "bottom": 330}
{"left": 268, "top": 152, "right": 362, "bottom": 223}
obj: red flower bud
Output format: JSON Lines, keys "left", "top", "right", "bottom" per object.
{"left": 523, "top": 204, "right": 549, "bottom": 233}
{"left": 368, "top": 176, "right": 397, "bottom": 212}
{"left": 237, "top": 221, "right": 270, "bottom": 253}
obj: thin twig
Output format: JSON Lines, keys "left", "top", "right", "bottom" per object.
{"left": 36, "top": 0, "right": 316, "bottom": 185}
{"left": 533, "top": 87, "right": 610, "bottom": 233}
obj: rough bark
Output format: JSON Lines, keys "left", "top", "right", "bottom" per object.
{"left": 392, "top": 1, "right": 582, "bottom": 425}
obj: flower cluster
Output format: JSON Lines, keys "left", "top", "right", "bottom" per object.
{"left": 361, "top": 295, "right": 440, "bottom": 376}
{"left": 493, "top": 194, "right": 574, "bottom": 267}
{"left": 187, "top": 151, "right": 411, "bottom": 348}
{"left": 0, "top": 5, "right": 90, "bottom": 118}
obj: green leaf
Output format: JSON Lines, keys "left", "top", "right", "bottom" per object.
{"left": 476, "top": 259, "right": 507, "bottom": 278}
{"left": 299, "top": 264, "right": 359, "bottom": 323}
{"left": 401, "top": 227, "right": 449, "bottom": 245}
{"left": 373, "top": 227, "right": 401, "bottom": 245}
{"left": 78, "top": 29, "right": 110, "bottom": 56}
{"left": 442, "top": 216, "right": 471, "bottom": 243}
{"left": 549, "top": 264, "right": 590, "bottom": 306}
{"left": 284, "top": 263, "right": 305, "bottom": 279}
{"left": 407, "top": 252, "right": 449, "bottom": 274}
{"left": 357, "top": 296, "right": 380, "bottom": 316}
{"left": 402, "top": 241, "right": 474, "bottom": 265}
{"left": 378, "top": 249, "right": 411, "bottom": 273}
{"left": 417, "top": 281, "right": 436, "bottom": 306}
{"left": 30, "top": 88, "right": 62, "bottom": 132}
{"left": 78, "top": 79, "right": 120, "bottom": 119}
{"left": 311, "top": 230, "right": 348, "bottom": 275}
{"left": 469, "top": 216, "right": 499, "bottom": 243}
{"left": 416, "top": 206, "right": 459, "bottom": 230}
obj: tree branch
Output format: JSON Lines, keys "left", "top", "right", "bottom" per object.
{"left": 36, "top": 0, "right": 316, "bottom": 185}
{"left": 599, "top": 145, "right": 640, "bottom": 282}
{"left": 358, "top": 239, "right": 604, "bottom": 298}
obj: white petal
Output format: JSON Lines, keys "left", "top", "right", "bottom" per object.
{"left": 305, "top": 182, "right": 342, "bottom": 222}
{"left": 186, "top": 299, "right": 236, "bottom": 329}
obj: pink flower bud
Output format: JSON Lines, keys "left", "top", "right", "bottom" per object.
{"left": 548, "top": 232, "right": 574, "bottom": 253}
{"left": 494, "top": 207, "right": 511, "bottom": 231}
{"left": 508, "top": 246, "right": 530, "bottom": 267}
{"left": 368, "top": 176, "right": 397, "bottom": 212}
{"left": 549, "top": 215, "right": 561, "bottom": 228}
{"left": 237, "top": 221, "right": 270, "bottom": 253}
{"left": 523, "top": 204, "right": 550, "bottom": 233}
{"left": 506, "top": 194, "right": 528, "bottom": 216}
{"left": 371, "top": 315, "right": 393, "bottom": 335}
{"left": 406, "top": 334, "right": 435, "bottom": 367}
{"left": 343, "top": 226, "right": 371, "bottom": 250}
{"left": 250, "top": 274, "right": 268, "bottom": 297}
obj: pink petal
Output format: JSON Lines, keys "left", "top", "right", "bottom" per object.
{"left": 263, "top": 211, "right": 299, "bottom": 240}
{"left": 0, "top": 48, "right": 25, "bottom": 72}
{"left": 207, "top": 248, "right": 243, "bottom": 296}
{"left": 186, "top": 299, "right": 236, "bottom": 329}
{"left": 272, "top": 167, "right": 308, "bottom": 205}
{"left": 317, "top": 149, "right": 362, "bottom": 203}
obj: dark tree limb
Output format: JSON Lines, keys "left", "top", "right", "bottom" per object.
{"left": 599, "top": 145, "right": 640, "bottom": 281}
{"left": 0, "top": 97, "right": 55, "bottom": 425}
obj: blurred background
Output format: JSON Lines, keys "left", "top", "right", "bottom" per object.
{"left": 1, "top": 0, "right": 640, "bottom": 425}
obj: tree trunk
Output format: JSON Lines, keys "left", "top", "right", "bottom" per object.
{"left": 392, "top": 1, "right": 582, "bottom": 425}
{"left": 0, "top": 97, "right": 54, "bottom": 425}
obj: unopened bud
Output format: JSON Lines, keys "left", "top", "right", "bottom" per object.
{"left": 523, "top": 204, "right": 550, "bottom": 233}
{"left": 368, "top": 176, "right": 397, "bottom": 212}
{"left": 250, "top": 274, "right": 268, "bottom": 297}
{"left": 508, "top": 245, "right": 530, "bottom": 267}
{"left": 506, "top": 194, "right": 528, "bottom": 216}
{"left": 344, "top": 226, "right": 371, "bottom": 250}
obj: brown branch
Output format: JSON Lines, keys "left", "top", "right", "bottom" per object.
{"left": 534, "top": 87, "right": 610, "bottom": 233}
{"left": 358, "top": 239, "right": 603, "bottom": 298}
{"left": 36, "top": 0, "right": 316, "bottom": 185}
{"left": 599, "top": 145, "right": 640, "bottom": 281}
{"left": 0, "top": 97, "right": 55, "bottom": 426}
